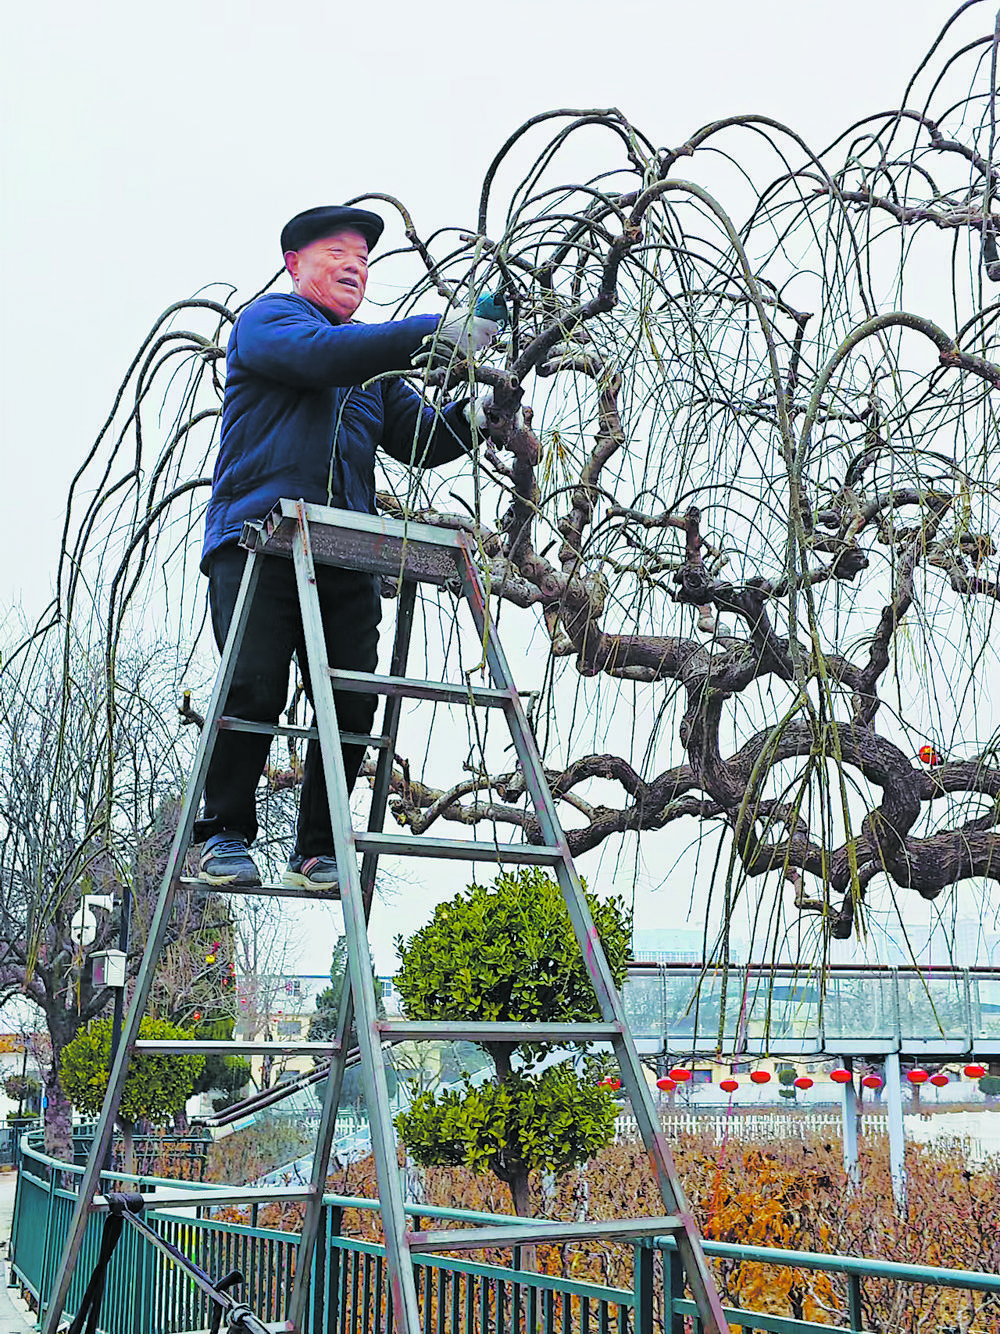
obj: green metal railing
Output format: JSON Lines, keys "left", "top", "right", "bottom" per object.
{"left": 12, "top": 1135, "right": 1000, "bottom": 1333}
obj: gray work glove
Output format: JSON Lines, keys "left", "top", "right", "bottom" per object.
{"left": 463, "top": 391, "right": 494, "bottom": 432}
{"left": 412, "top": 315, "right": 499, "bottom": 370}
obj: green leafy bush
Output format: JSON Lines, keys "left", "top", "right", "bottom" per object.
{"left": 393, "top": 868, "right": 631, "bottom": 1214}
{"left": 60, "top": 1016, "right": 204, "bottom": 1124}
{"left": 398, "top": 1063, "right": 617, "bottom": 1179}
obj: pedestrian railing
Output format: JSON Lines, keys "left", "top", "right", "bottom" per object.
{"left": 11, "top": 1134, "right": 1000, "bottom": 1333}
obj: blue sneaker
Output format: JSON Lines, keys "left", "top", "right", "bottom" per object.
{"left": 199, "top": 834, "right": 261, "bottom": 887}
{"left": 282, "top": 854, "right": 340, "bottom": 891}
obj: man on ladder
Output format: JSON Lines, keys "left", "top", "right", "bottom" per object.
{"left": 194, "top": 204, "right": 500, "bottom": 892}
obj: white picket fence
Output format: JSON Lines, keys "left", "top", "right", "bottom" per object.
{"left": 616, "top": 1110, "right": 870, "bottom": 1143}
{"left": 616, "top": 1108, "right": 1000, "bottom": 1164}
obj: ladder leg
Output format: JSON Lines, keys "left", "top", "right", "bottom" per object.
{"left": 286, "top": 516, "right": 420, "bottom": 1334}
{"left": 41, "top": 552, "right": 264, "bottom": 1334}
{"left": 287, "top": 974, "right": 355, "bottom": 1332}
{"left": 453, "top": 541, "right": 729, "bottom": 1334}
{"left": 291, "top": 580, "right": 417, "bottom": 1329}
{"left": 361, "top": 578, "right": 417, "bottom": 906}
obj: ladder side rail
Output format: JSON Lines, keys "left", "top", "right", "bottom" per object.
{"left": 453, "top": 538, "right": 646, "bottom": 1023}
{"left": 284, "top": 515, "right": 420, "bottom": 1334}
{"left": 286, "top": 980, "right": 353, "bottom": 1334}
{"left": 361, "top": 578, "right": 418, "bottom": 905}
{"left": 289, "top": 577, "right": 417, "bottom": 1332}
{"left": 454, "top": 540, "right": 729, "bottom": 1334}
{"left": 41, "top": 552, "right": 265, "bottom": 1334}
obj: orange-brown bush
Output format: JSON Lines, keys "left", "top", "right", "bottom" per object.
{"left": 200, "top": 1128, "right": 1000, "bottom": 1330}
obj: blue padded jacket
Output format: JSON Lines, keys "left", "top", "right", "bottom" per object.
{"left": 202, "top": 293, "right": 472, "bottom": 570}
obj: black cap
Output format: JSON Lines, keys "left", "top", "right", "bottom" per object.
{"left": 280, "top": 205, "right": 385, "bottom": 256}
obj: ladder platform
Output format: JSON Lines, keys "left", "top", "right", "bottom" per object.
{"left": 355, "top": 831, "right": 563, "bottom": 865}
{"left": 218, "top": 716, "right": 391, "bottom": 750}
{"left": 378, "top": 1020, "right": 622, "bottom": 1042}
{"left": 408, "top": 1215, "right": 686, "bottom": 1253}
{"left": 328, "top": 668, "right": 511, "bottom": 709}
{"left": 247, "top": 502, "right": 469, "bottom": 585}
{"left": 134, "top": 1040, "right": 341, "bottom": 1056}
{"left": 179, "top": 877, "right": 342, "bottom": 902}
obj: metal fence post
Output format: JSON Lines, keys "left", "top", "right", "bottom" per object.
{"left": 661, "top": 1241, "right": 686, "bottom": 1334}
{"left": 327, "top": 1205, "right": 343, "bottom": 1334}
{"left": 633, "top": 1240, "right": 654, "bottom": 1334}
{"left": 847, "top": 1271, "right": 864, "bottom": 1330}
{"left": 311, "top": 1201, "right": 329, "bottom": 1334}
{"left": 38, "top": 1160, "right": 58, "bottom": 1314}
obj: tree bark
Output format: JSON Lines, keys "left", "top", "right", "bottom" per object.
{"left": 42, "top": 1059, "right": 73, "bottom": 1163}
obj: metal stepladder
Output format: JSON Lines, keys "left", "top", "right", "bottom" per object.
{"left": 44, "top": 499, "right": 728, "bottom": 1334}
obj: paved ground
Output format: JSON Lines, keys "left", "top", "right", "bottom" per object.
{"left": 0, "top": 1170, "right": 39, "bottom": 1332}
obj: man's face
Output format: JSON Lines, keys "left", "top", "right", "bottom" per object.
{"left": 285, "top": 228, "right": 369, "bottom": 321}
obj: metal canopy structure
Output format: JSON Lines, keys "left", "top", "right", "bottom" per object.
{"left": 623, "top": 962, "right": 1000, "bottom": 1059}
{"left": 42, "top": 503, "right": 729, "bottom": 1334}
{"left": 624, "top": 961, "right": 1000, "bottom": 1206}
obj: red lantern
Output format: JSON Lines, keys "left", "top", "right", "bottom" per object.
{"left": 750, "top": 1070, "right": 771, "bottom": 1085}
{"left": 929, "top": 1073, "right": 949, "bottom": 1087}
{"left": 719, "top": 1078, "right": 739, "bottom": 1093}
{"left": 861, "top": 1074, "right": 883, "bottom": 1090}
{"left": 669, "top": 1067, "right": 692, "bottom": 1083}
{"left": 793, "top": 1076, "right": 813, "bottom": 1090}
{"left": 907, "top": 1068, "right": 928, "bottom": 1085}
{"left": 964, "top": 1063, "right": 986, "bottom": 1079}
{"left": 918, "top": 744, "right": 942, "bottom": 766}
{"left": 830, "top": 1068, "right": 852, "bottom": 1084}
{"left": 656, "top": 1076, "right": 676, "bottom": 1092}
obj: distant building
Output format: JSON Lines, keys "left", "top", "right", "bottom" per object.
{"left": 632, "top": 928, "right": 704, "bottom": 964}
{"left": 632, "top": 928, "right": 746, "bottom": 965}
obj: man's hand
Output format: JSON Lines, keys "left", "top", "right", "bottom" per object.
{"left": 412, "top": 315, "right": 499, "bottom": 370}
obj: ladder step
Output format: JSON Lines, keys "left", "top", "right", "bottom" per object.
{"left": 355, "top": 832, "right": 564, "bottom": 865}
{"left": 407, "top": 1216, "right": 686, "bottom": 1253}
{"left": 134, "top": 1040, "right": 340, "bottom": 1056}
{"left": 328, "top": 668, "right": 511, "bottom": 709}
{"left": 218, "top": 716, "right": 391, "bottom": 749}
{"left": 180, "top": 877, "right": 341, "bottom": 902}
{"left": 379, "top": 1021, "right": 621, "bottom": 1042}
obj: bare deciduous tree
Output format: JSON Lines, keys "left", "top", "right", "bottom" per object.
{"left": 0, "top": 636, "right": 231, "bottom": 1153}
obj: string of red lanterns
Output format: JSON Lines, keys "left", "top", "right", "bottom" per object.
{"left": 644, "top": 1062, "right": 991, "bottom": 1097}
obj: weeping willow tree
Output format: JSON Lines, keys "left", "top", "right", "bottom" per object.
{"left": 5, "top": 3, "right": 1000, "bottom": 1016}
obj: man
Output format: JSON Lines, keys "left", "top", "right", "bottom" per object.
{"left": 193, "top": 204, "right": 498, "bottom": 889}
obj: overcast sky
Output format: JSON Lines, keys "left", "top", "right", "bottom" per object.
{"left": 2, "top": 0, "right": 986, "bottom": 974}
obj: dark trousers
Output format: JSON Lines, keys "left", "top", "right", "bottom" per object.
{"left": 193, "top": 544, "right": 381, "bottom": 855}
